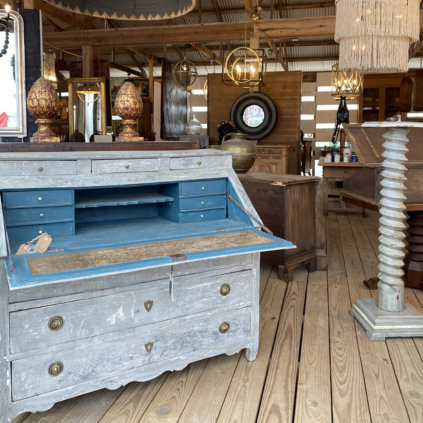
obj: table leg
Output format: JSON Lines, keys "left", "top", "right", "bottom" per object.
{"left": 322, "top": 176, "right": 328, "bottom": 216}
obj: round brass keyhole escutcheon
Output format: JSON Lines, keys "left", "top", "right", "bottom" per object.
{"left": 48, "top": 361, "right": 64, "bottom": 377}
{"left": 49, "top": 316, "right": 65, "bottom": 331}
{"left": 220, "top": 284, "right": 231, "bottom": 296}
{"left": 219, "top": 322, "right": 230, "bottom": 334}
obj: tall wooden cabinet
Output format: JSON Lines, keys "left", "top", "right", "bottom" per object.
{"left": 359, "top": 74, "right": 406, "bottom": 123}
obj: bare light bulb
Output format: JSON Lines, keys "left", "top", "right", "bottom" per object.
{"left": 5, "top": 4, "right": 11, "bottom": 13}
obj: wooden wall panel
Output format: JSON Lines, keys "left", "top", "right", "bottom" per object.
{"left": 208, "top": 72, "right": 302, "bottom": 146}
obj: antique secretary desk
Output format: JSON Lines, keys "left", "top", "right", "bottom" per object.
{"left": 0, "top": 148, "right": 294, "bottom": 422}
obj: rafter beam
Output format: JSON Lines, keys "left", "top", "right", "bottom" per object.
{"left": 192, "top": 43, "right": 223, "bottom": 65}
{"left": 173, "top": 45, "right": 185, "bottom": 61}
{"left": 108, "top": 62, "right": 146, "bottom": 77}
{"left": 43, "top": 16, "right": 337, "bottom": 48}
{"left": 266, "top": 38, "right": 288, "bottom": 71}
{"left": 211, "top": 0, "right": 223, "bottom": 21}
{"left": 239, "top": 0, "right": 255, "bottom": 16}
{"left": 126, "top": 50, "right": 148, "bottom": 77}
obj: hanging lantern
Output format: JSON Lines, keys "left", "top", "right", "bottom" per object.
{"left": 76, "top": 83, "right": 100, "bottom": 104}
{"left": 331, "top": 64, "right": 362, "bottom": 100}
{"left": 173, "top": 58, "right": 198, "bottom": 90}
{"left": 335, "top": 0, "right": 420, "bottom": 73}
{"left": 223, "top": 47, "right": 266, "bottom": 88}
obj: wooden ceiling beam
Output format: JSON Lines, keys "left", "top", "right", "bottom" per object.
{"left": 173, "top": 45, "right": 185, "bottom": 61}
{"left": 266, "top": 39, "right": 288, "bottom": 71}
{"left": 43, "top": 16, "right": 336, "bottom": 48}
{"left": 126, "top": 50, "right": 148, "bottom": 77}
{"left": 239, "top": 0, "right": 255, "bottom": 17}
{"left": 192, "top": 43, "right": 223, "bottom": 65}
{"left": 108, "top": 61, "right": 146, "bottom": 77}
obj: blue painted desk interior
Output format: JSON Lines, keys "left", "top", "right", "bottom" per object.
{"left": 0, "top": 150, "right": 294, "bottom": 422}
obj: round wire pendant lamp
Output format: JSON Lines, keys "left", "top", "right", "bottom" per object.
{"left": 335, "top": 0, "right": 420, "bottom": 73}
{"left": 173, "top": 58, "right": 198, "bottom": 90}
{"left": 76, "top": 83, "right": 100, "bottom": 104}
{"left": 224, "top": 47, "right": 264, "bottom": 88}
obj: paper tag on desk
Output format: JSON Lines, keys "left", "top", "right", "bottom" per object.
{"left": 16, "top": 244, "right": 28, "bottom": 255}
{"left": 36, "top": 235, "right": 52, "bottom": 253}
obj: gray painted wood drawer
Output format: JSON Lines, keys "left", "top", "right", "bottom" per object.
{"left": 169, "top": 156, "right": 225, "bottom": 170}
{"left": 12, "top": 306, "right": 251, "bottom": 400}
{"left": 9, "top": 269, "right": 252, "bottom": 354}
{"left": 0, "top": 161, "right": 77, "bottom": 176}
{"left": 91, "top": 159, "right": 159, "bottom": 174}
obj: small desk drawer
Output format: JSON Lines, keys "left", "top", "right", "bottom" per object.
{"left": 6, "top": 206, "right": 74, "bottom": 226}
{"left": 9, "top": 269, "right": 252, "bottom": 354}
{"left": 0, "top": 161, "right": 77, "bottom": 176}
{"left": 12, "top": 306, "right": 251, "bottom": 400}
{"left": 181, "top": 179, "right": 226, "bottom": 197}
{"left": 3, "top": 190, "right": 74, "bottom": 209}
{"left": 180, "top": 195, "right": 226, "bottom": 211}
{"left": 170, "top": 156, "right": 225, "bottom": 170}
{"left": 92, "top": 159, "right": 159, "bottom": 174}
{"left": 8, "top": 221, "right": 74, "bottom": 241}
{"left": 181, "top": 208, "right": 226, "bottom": 223}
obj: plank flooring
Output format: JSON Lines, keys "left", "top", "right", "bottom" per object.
{"left": 13, "top": 207, "right": 423, "bottom": 423}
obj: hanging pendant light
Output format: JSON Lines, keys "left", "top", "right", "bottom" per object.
{"left": 173, "top": 57, "right": 198, "bottom": 90}
{"left": 223, "top": 47, "right": 266, "bottom": 88}
{"left": 335, "top": 0, "right": 420, "bottom": 73}
{"left": 331, "top": 64, "right": 362, "bottom": 100}
{"left": 76, "top": 83, "right": 100, "bottom": 104}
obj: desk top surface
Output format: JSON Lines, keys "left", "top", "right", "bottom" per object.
{"left": 318, "top": 157, "right": 363, "bottom": 168}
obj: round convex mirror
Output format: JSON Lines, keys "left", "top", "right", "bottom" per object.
{"left": 242, "top": 105, "right": 265, "bottom": 128}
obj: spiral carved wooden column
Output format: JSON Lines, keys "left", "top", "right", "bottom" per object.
{"left": 404, "top": 211, "right": 423, "bottom": 290}
{"left": 350, "top": 122, "right": 423, "bottom": 341}
{"left": 377, "top": 127, "right": 408, "bottom": 312}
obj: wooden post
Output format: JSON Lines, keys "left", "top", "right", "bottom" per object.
{"left": 82, "top": 46, "right": 93, "bottom": 77}
{"left": 149, "top": 58, "right": 154, "bottom": 135}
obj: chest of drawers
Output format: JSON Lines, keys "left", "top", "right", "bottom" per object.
{"left": 0, "top": 150, "right": 294, "bottom": 422}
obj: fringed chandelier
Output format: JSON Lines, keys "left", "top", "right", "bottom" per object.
{"left": 335, "top": 0, "right": 421, "bottom": 73}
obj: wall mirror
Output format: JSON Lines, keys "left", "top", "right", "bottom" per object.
{"left": 68, "top": 77, "right": 107, "bottom": 142}
{"left": 0, "top": 10, "right": 26, "bottom": 138}
{"left": 242, "top": 105, "right": 265, "bottom": 128}
{"left": 231, "top": 92, "right": 277, "bottom": 140}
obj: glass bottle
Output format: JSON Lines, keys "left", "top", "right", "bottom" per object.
{"left": 185, "top": 113, "right": 202, "bottom": 136}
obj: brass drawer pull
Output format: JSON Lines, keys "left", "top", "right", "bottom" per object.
{"left": 48, "top": 361, "right": 64, "bottom": 377}
{"left": 220, "top": 284, "right": 231, "bottom": 296}
{"left": 48, "top": 316, "right": 65, "bottom": 331}
{"left": 38, "top": 167, "right": 43, "bottom": 172}
{"left": 201, "top": 202, "right": 205, "bottom": 205}
{"left": 125, "top": 164, "right": 130, "bottom": 169}
{"left": 200, "top": 215, "right": 204, "bottom": 218}
{"left": 197, "top": 161, "right": 202, "bottom": 165}
{"left": 40, "top": 213, "right": 44, "bottom": 217}
{"left": 144, "top": 300, "right": 153, "bottom": 312}
{"left": 219, "top": 322, "right": 230, "bottom": 334}
{"left": 344, "top": 170, "right": 348, "bottom": 174}
{"left": 39, "top": 230, "right": 43, "bottom": 234}
{"left": 38, "top": 197, "right": 42, "bottom": 201}
{"left": 201, "top": 187, "right": 205, "bottom": 190}
{"left": 145, "top": 342, "right": 154, "bottom": 353}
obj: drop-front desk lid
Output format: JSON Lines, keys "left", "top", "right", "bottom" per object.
{"left": 6, "top": 218, "right": 295, "bottom": 290}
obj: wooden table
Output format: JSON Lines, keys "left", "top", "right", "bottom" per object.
{"left": 318, "top": 157, "right": 365, "bottom": 215}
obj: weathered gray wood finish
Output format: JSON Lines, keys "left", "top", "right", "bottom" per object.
{"left": 0, "top": 150, "right": 266, "bottom": 423}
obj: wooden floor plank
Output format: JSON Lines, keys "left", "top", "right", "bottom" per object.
{"left": 98, "top": 375, "right": 168, "bottom": 423}
{"left": 259, "top": 261, "right": 273, "bottom": 299}
{"left": 257, "top": 267, "right": 308, "bottom": 423}
{"left": 294, "top": 271, "right": 331, "bottom": 423}
{"left": 12, "top": 413, "right": 31, "bottom": 423}
{"left": 326, "top": 215, "right": 371, "bottom": 423}
{"left": 18, "top": 397, "right": 82, "bottom": 423}
{"left": 338, "top": 214, "right": 411, "bottom": 423}
{"left": 216, "top": 267, "right": 288, "bottom": 423}
{"left": 60, "top": 388, "right": 124, "bottom": 423}
{"left": 137, "top": 360, "right": 207, "bottom": 423}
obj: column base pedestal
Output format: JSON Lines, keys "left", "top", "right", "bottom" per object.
{"left": 350, "top": 298, "right": 423, "bottom": 341}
